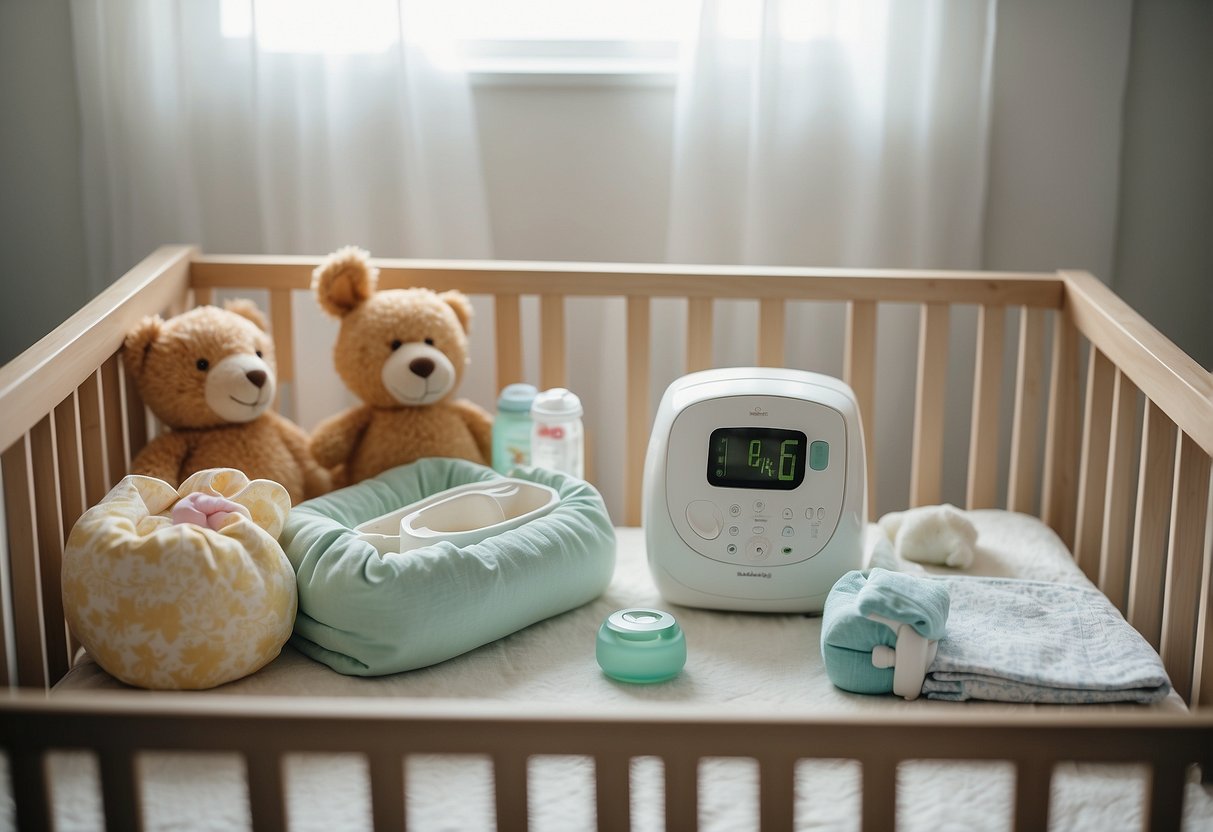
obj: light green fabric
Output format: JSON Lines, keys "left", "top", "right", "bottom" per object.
{"left": 820, "top": 570, "right": 898, "bottom": 694}
{"left": 281, "top": 459, "right": 616, "bottom": 676}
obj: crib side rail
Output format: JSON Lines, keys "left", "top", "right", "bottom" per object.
{"left": 2, "top": 694, "right": 1209, "bottom": 832}
{"left": 1057, "top": 271, "right": 1213, "bottom": 709}
{"left": 0, "top": 247, "right": 195, "bottom": 689}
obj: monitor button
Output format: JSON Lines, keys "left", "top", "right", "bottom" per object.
{"left": 686, "top": 500, "right": 723, "bottom": 540}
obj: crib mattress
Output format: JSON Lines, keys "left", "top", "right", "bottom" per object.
{"left": 18, "top": 511, "right": 1211, "bottom": 831}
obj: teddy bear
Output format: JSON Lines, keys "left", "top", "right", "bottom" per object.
{"left": 309, "top": 246, "right": 493, "bottom": 485}
{"left": 122, "top": 300, "right": 331, "bottom": 504}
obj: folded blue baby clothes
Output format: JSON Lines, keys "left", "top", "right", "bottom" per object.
{"left": 856, "top": 567, "right": 950, "bottom": 640}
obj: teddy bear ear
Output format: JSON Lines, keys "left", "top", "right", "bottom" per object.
{"left": 312, "top": 246, "right": 378, "bottom": 317}
{"left": 122, "top": 315, "right": 164, "bottom": 381}
{"left": 223, "top": 299, "right": 269, "bottom": 332}
{"left": 439, "top": 290, "right": 473, "bottom": 333}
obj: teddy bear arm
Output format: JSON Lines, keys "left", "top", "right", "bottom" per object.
{"left": 309, "top": 406, "right": 373, "bottom": 470}
{"left": 268, "top": 412, "right": 333, "bottom": 498}
{"left": 129, "top": 431, "right": 192, "bottom": 486}
{"left": 451, "top": 398, "right": 494, "bottom": 462}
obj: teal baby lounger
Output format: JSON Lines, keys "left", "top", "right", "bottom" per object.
{"left": 281, "top": 458, "right": 616, "bottom": 676}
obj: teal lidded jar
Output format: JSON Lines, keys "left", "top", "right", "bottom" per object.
{"left": 596, "top": 609, "right": 686, "bottom": 684}
{"left": 492, "top": 383, "right": 538, "bottom": 473}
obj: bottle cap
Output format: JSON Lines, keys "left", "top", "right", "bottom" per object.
{"left": 497, "top": 383, "right": 538, "bottom": 413}
{"left": 531, "top": 388, "right": 583, "bottom": 420}
{"left": 595, "top": 608, "right": 686, "bottom": 684}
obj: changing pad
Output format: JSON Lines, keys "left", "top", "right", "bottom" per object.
{"left": 281, "top": 458, "right": 616, "bottom": 676}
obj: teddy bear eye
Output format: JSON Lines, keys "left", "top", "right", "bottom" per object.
{"left": 196, "top": 358, "right": 210, "bottom": 372}
{"left": 424, "top": 338, "right": 434, "bottom": 346}
{"left": 255, "top": 350, "right": 263, "bottom": 358}
{"left": 390, "top": 339, "right": 403, "bottom": 351}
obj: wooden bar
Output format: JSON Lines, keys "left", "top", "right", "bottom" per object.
{"left": 757, "top": 298, "right": 785, "bottom": 367}
{"left": 494, "top": 293, "right": 524, "bottom": 392}
{"left": 193, "top": 285, "right": 214, "bottom": 307}
{"left": 1147, "top": 761, "right": 1186, "bottom": 832}
{"left": 100, "top": 354, "right": 127, "bottom": 486}
{"left": 368, "top": 752, "right": 406, "bottom": 832}
{"left": 122, "top": 367, "right": 148, "bottom": 466}
{"left": 245, "top": 751, "right": 287, "bottom": 831}
{"left": 77, "top": 370, "right": 110, "bottom": 506}
{"left": 1013, "top": 762, "right": 1052, "bottom": 832}
{"left": 1128, "top": 401, "right": 1177, "bottom": 650}
{"left": 98, "top": 750, "right": 143, "bottom": 832}
{"left": 861, "top": 758, "right": 896, "bottom": 832}
{"left": 1007, "top": 308, "right": 1045, "bottom": 514}
{"left": 625, "top": 297, "right": 651, "bottom": 526}
{"left": 1073, "top": 349, "right": 1115, "bottom": 580}
{"left": 10, "top": 749, "right": 52, "bottom": 832}
{"left": 686, "top": 298, "right": 714, "bottom": 373}
{"left": 540, "top": 295, "right": 566, "bottom": 391}
{"left": 758, "top": 755, "right": 795, "bottom": 832}
{"left": 493, "top": 753, "right": 529, "bottom": 830}
{"left": 1099, "top": 371, "right": 1140, "bottom": 613}
{"left": 29, "top": 416, "right": 69, "bottom": 684}
{"left": 53, "top": 393, "right": 86, "bottom": 544}
{"left": 1196, "top": 521, "right": 1213, "bottom": 708}
{"left": 269, "top": 290, "right": 295, "bottom": 386}
{"left": 664, "top": 756, "right": 698, "bottom": 831}
{"left": 844, "top": 301, "right": 877, "bottom": 518}
{"left": 1042, "top": 311, "right": 1082, "bottom": 547}
{"left": 1, "top": 438, "right": 47, "bottom": 688}
{"left": 595, "top": 754, "right": 632, "bottom": 832}
{"left": 966, "top": 305, "right": 1005, "bottom": 510}
{"left": 1159, "top": 433, "right": 1212, "bottom": 703}
{"left": 910, "top": 303, "right": 949, "bottom": 507}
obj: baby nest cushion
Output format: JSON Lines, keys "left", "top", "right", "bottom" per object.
{"left": 281, "top": 458, "right": 616, "bottom": 676}
{"left": 62, "top": 469, "right": 297, "bottom": 690}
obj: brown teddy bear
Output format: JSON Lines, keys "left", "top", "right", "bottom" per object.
{"left": 122, "top": 300, "right": 331, "bottom": 504}
{"left": 310, "top": 246, "right": 493, "bottom": 485}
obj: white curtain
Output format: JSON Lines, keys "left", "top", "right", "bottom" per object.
{"left": 662, "top": 0, "right": 997, "bottom": 513}
{"left": 70, "top": 0, "right": 493, "bottom": 426}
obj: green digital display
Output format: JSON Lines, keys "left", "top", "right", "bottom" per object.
{"left": 707, "top": 427, "right": 808, "bottom": 490}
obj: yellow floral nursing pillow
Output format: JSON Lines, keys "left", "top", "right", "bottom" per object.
{"left": 62, "top": 468, "right": 297, "bottom": 690}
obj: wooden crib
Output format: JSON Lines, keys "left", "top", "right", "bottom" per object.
{"left": 1, "top": 246, "right": 1211, "bottom": 831}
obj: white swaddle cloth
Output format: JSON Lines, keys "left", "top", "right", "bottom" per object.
{"left": 922, "top": 576, "right": 1171, "bottom": 704}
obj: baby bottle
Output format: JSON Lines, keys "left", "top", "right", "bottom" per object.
{"left": 530, "top": 388, "right": 585, "bottom": 479}
{"left": 491, "top": 383, "right": 538, "bottom": 473}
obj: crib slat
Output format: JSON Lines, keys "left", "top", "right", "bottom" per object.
{"left": 1128, "top": 401, "right": 1177, "bottom": 650}
{"left": 270, "top": 289, "right": 295, "bottom": 416}
{"left": 10, "top": 749, "right": 52, "bottom": 832}
{"left": 122, "top": 369, "right": 148, "bottom": 463}
{"left": 540, "top": 294, "right": 566, "bottom": 390}
{"left": 1100, "top": 370, "right": 1140, "bottom": 614}
{"left": 1043, "top": 311, "right": 1081, "bottom": 548}
{"left": 53, "top": 393, "right": 86, "bottom": 543}
{"left": 2, "top": 437, "right": 48, "bottom": 688}
{"left": 966, "top": 305, "right": 1005, "bottom": 510}
{"left": 845, "top": 300, "right": 877, "bottom": 518}
{"left": 245, "top": 751, "right": 287, "bottom": 831}
{"left": 77, "top": 370, "right": 110, "bottom": 505}
{"left": 99, "top": 750, "right": 143, "bottom": 832}
{"left": 595, "top": 753, "right": 631, "bottom": 832}
{"left": 29, "top": 416, "right": 69, "bottom": 684}
{"left": 494, "top": 293, "right": 524, "bottom": 391}
{"left": 1013, "top": 762, "right": 1052, "bottom": 832}
{"left": 759, "top": 755, "right": 795, "bottom": 832}
{"left": 1008, "top": 308, "right": 1045, "bottom": 514}
{"left": 1148, "top": 760, "right": 1186, "bottom": 832}
{"left": 861, "top": 758, "right": 896, "bottom": 832}
{"left": 100, "top": 355, "right": 127, "bottom": 485}
{"left": 757, "top": 299, "right": 785, "bottom": 367}
{"left": 910, "top": 303, "right": 948, "bottom": 507}
{"left": 368, "top": 752, "right": 406, "bottom": 832}
{"left": 1074, "top": 349, "right": 1115, "bottom": 580}
{"left": 625, "top": 297, "right": 651, "bottom": 526}
{"left": 664, "top": 756, "right": 698, "bottom": 831}
{"left": 194, "top": 285, "right": 214, "bottom": 307}
{"left": 1160, "top": 432, "right": 1212, "bottom": 703}
{"left": 687, "top": 298, "right": 713, "bottom": 373}
{"left": 494, "top": 753, "right": 529, "bottom": 831}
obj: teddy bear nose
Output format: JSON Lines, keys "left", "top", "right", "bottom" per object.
{"left": 246, "top": 369, "right": 268, "bottom": 388}
{"left": 409, "top": 357, "right": 435, "bottom": 378}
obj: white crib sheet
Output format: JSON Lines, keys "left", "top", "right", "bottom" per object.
{"left": 9, "top": 510, "right": 1209, "bottom": 831}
